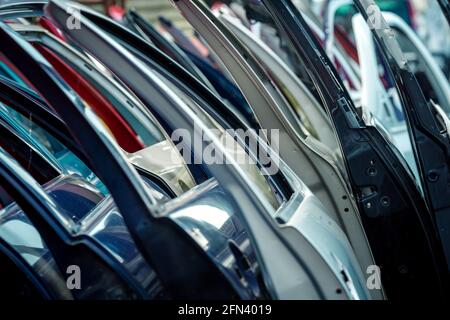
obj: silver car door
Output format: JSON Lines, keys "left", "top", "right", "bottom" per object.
{"left": 0, "top": 19, "right": 241, "bottom": 299}
{"left": 384, "top": 12, "right": 450, "bottom": 113}
{"left": 219, "top": 13, "right": 337, "bottom": 150}
{"left": 171, "top": 0, "right": 377, "bottom": 290}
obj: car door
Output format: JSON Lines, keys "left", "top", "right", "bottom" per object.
{"left": 352, "top": 0, "right": 450, "bottom": 281}
{"left": 256, "top": 0, "right": 448, "bottom": 299}
{"left": 383, "top": 12, "right": 450, "bottom": 113}
{"left": 0, "top": 142, "right": 144, "bottom": 299}
{"left": 0, "top": 17, "right": 249, "bottom": 299}
{"left": 9, "top": 24, "right": 198, "bottom": 196}
{"left": 0, "top": 237, "right": 51, "bottom": 299}
{"left": 162, "top": 2, "right": 378, "bottom": 284}
{"left": 124, "top": 10, "right": 218, "bottom": 93}
{"left": 42, "top": 0, "right": 375, "bottom": 299}
{"left": 217, "top": 12, "right": 337, "bottom": 150}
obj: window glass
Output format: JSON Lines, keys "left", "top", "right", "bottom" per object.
{"left": 0, "top": 102, "right": 109, "bottom": 195}
{"left": 151, "top": 66, "right": 282, "bottom": 210}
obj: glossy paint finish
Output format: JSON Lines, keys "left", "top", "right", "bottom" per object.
{"left": 0, "top": 146, "right": 144, "bottom": 300}
{"left": 0, "top": 170, "right": 264, "bottom": 299}
{"left": 260, "top": 0, "right": 446, "bottom": 299}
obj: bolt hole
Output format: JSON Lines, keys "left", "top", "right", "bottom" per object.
{"left": 380, "top": 196, "right": 390, "bottom": 207}
{"left": 367, "top": 167, "right": 377, "bottom": 177}
{"left": 428, "top": 171, "right": 439, "bottom": 182}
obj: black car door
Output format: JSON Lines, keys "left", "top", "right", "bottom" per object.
{"left": 43, "top": 0, "right": 371, "bottom": 299}
{"left": 257, "top": 0, "right": 447, "bottom": 299}
{"left": 438, "top": 0, "right": 450, "bottom": 25}
{"left": 0, "top": 144, "right": 142, "bottom": 299}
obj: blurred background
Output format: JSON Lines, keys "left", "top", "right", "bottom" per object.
{"left": 73, "top": 0, "right": 449, "bottom": 70}
{"left": 1, "top": 0, "right": 447, "bottom": 62}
